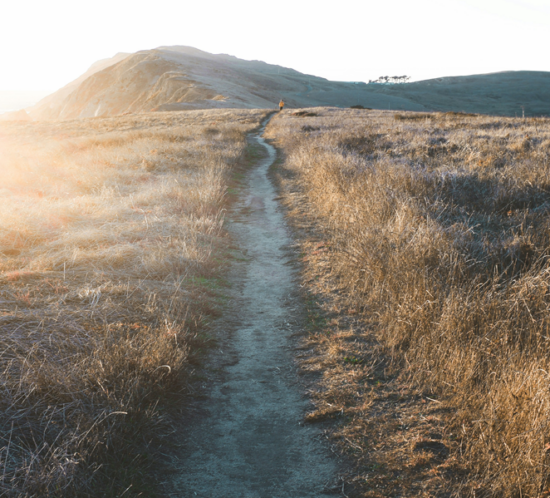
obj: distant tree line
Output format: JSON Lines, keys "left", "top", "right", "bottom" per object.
{"left": 368, "top": 75, "right": 410, "bottom": 84}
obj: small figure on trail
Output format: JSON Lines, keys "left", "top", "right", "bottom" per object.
{"left": 279, "top": 99, "right": 285, "bottom": 111}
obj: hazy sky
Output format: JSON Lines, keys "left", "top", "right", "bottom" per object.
{"left": 1, "top": 0, "right": 549, "bottom": 92}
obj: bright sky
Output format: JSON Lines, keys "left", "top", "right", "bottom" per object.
{"left": 1, "top": 0, "right": 549, "bottom": 92}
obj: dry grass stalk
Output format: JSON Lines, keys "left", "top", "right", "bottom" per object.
{"left": 0, "top": 109, "right": 268, "bottom": 496}
{"left": 267, "top": 108, "right": 550, "bottom": 497}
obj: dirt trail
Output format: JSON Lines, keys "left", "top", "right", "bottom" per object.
{"left": 165, "top": 116, "right": 339, "bottom": 497}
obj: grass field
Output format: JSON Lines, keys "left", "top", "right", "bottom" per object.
{"left": 267, "top": 108, "right": 550, "bottom": 497}
{"left": 5, "top": 105, "right": 550, "bottom": 496}
{"left": 0, "top": 109, "right": 268, "bottom": 496}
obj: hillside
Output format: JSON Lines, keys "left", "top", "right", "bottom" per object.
{"left": 374, "top": 70, "right": 550, "bottom": 117}
{"left": 28, "top": 46, "right": 550, "bottom": 119}
{"left": 29, "top": 52, "right": 130, "bottom": 120}
{"left": 28, "top": 46, "right": 427, "bottom": 120}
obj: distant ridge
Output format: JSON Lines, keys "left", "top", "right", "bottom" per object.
{"left": 27, "top": 46, "right": 550, "bottom": 120}
{"left": 374, "top": 70, "right": 550, "bottom": 117}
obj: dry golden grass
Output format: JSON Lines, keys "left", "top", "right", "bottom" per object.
{"left": 0, "top": 109, "right": 268, "bottom": 496}
{"left": 267, "top": 108, "right": 550, "bottom": 497}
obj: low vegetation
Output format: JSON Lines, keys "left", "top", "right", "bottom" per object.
{"left": 0, "top": 109, "right": 267, "bottom": 496}
{"left": 267, "top": 108, "right": 550, "bottom": 496}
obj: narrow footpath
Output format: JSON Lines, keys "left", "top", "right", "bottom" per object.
{"left": 165, "top": 116, "right": 339, "bottom": 497}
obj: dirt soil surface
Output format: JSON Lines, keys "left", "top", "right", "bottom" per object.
{"left": 164, "top": 116, "right": 341, "bottom": 497}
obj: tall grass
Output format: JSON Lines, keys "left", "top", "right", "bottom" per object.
{"left": 267, "top": 108, "right": 550, "bottom": 496}
{"left": 0, "top": 109, "right": 267, "bottom": 496}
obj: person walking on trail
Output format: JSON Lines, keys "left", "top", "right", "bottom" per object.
{"left": 279, "top": 99, "right": 285, "bottom": 111}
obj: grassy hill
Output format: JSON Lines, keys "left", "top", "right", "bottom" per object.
{"left": 372, "top": 71, "right": 550, "bottom": 117}
{"left": 29, "top": 52, "right": 130, "bottom": 120}
{"left": 26, "top": 47, "right": 550, "bottom": 120}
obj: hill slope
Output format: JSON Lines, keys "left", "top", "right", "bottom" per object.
{"left": 28, "top": 47, "right": 550, "bottom": 119}
{"left": 374, "top": 71, "right": 550, "bottom": 117}
{"left": 28, "top": 47, "right": 427, "bottom": 120}
{"left": 29, "top": 52, "right": 130, "bottom": 120}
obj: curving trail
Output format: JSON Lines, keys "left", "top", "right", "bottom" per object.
{"left": 166, "top": 115, "right": 339, "bottom": 497}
